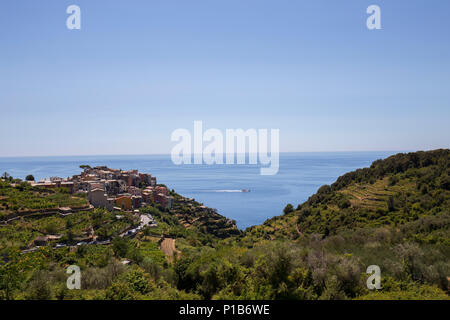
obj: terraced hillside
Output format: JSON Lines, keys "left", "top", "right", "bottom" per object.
{"left": 245, "top": 149, "right": 449, "bottom": 242}
{"left": 0, "top": 181, "right": 89, "bottom": 221}
{"left": 169, "top": 192, "right": 241, "bottom": 238}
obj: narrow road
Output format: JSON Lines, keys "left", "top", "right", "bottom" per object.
{"left": 140, "top": 214, "right": 151, "bottom": 226}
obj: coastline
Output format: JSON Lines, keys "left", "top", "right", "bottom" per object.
{"left": 0, "top": 151, "right": 398, "bottom": 229}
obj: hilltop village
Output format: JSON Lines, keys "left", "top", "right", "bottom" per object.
{"left": 30, "top": 166, "right": 174, "bottom": 211}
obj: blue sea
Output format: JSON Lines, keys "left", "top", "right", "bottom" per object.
{"left": 0, "top": 152, "right": 397, "bottom": 229}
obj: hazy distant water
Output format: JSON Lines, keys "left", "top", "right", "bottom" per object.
{"left": 0, "top": 152, "right": 396, "bottom": 229}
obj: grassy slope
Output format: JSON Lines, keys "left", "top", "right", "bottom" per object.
{"left": 244, "top": 149, "right": 449, "bottom": 243}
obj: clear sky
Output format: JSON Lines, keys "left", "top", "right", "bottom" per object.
{"left": 0, "top": 0, "right": 449, "bottom": 156}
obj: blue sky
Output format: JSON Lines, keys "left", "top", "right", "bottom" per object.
{"left": 0, "top": 0, "right": 449, "bottom": 156}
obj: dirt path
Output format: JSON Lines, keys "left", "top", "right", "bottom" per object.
{"left": 160, "top": 238, "right": 180, "bottom": 261}
{"left": 296, "top": 223, "right": 303, "bottom": 237}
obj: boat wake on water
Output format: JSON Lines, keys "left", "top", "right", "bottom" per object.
{"left": 200, "top": 189, "right": 251, "bottom": 193}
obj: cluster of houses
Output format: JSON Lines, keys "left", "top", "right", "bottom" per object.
{"left": 31, "top": 166, "right": 174, "bottom": 211}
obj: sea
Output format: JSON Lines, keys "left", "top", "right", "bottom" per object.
{"left": 0, "top": 152, "right": 397, "bottom": 229}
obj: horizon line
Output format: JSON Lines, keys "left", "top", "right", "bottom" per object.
{"left": 0, "top": 149, "right": 432, "bottom": 159}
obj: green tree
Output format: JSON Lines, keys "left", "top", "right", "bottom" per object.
{"left": 0, "top": 251, "right": 24, "bottom": 300}
{"left": 112, "top": 237, "right": 130, "bottom": 258}
{"left": 27, "top": 273, "right": 52, "bottom": 300}
{"left": 387, "top": 196, "right": 395, "bottom": 212}
{"left": 338, "top": 198, "right": 351, "bottom": 209}
{"left": 67, "top": 229, "right": 74, "bottom": 244}
{"left": 25, "top": 175, "right": 35, "bottom": 181}
{"left": 283, "top": 204, "right": 294, "bottom": 215}
{"left": 105, "top": 281, "right": 136, "bottom": 300}
{"left": 125, "top": 268, "right": 152, "bottom": 295}
{"left": 44, "top": 221, "right": 58, "bottom": 234}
